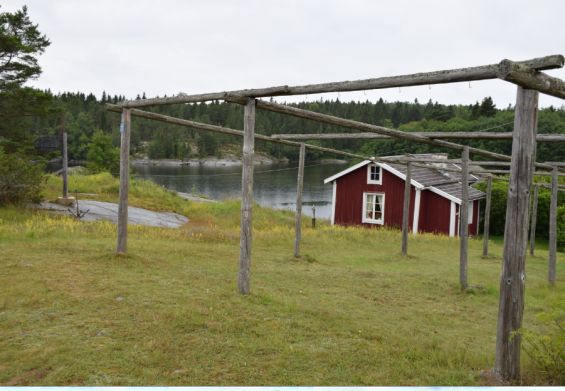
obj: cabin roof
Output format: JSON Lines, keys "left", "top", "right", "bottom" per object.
{"left": 324, "top": 153, "right": 486, "bottom": 204}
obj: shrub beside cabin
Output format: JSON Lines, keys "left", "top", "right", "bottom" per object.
{"left": 324, "top": 154, "right": 486, "bottom": 236}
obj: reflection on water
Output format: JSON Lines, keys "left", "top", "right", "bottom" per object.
{"left": 45, "top": 161, "right": 349, "bottom": 219}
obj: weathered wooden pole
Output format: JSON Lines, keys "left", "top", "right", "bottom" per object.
{"left": 238, "top": 98, "right": 255, "bottom": 294}
{"left": 460, "top": 146, "right": 470, "bottom": 290}
{"left": 529, "top": 184, "right": 539, "bottom": 256}
{"left": 483, "top": 175, "right": 493, "bottom": 256}
{"left": 402, "top": 162, "right": 412, "bottom": 255}
{"left": 494, "top": 87, "right": 539, "bottom": 381}
{"left": 62, "top": 132, "right": 68, "bottom": 198}
{"left": 549, "top": 166, "right": 558, "bottom": 284}
{"left": 294, "top": 142, "right": 306, "bottom": 258}
{"left": 116, "top": 108, "right": 131, "bottom": 253}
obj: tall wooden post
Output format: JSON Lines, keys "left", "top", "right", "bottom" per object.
{"left": 62, "top": 132, "right": 68, "bottom": 198}
{"left": 402, "top": 162, "right": 412, "bottom": 255}
{"left": 460, "top": 146, "right": 469, "bottom": 291}
{"left": 117, "top": 108, "right": 131, "bottom": 253}
{"left": 294, "top": 142, "right": 306, "bottom": 258}
{"left": 495, "top": 87, "right": 538, "bottom": 381}
{"left": 238, "top": 98, "right": 255, "bottom": 294}
{"left": 482, "top": 175, "right": 492, "bottom": 256}
{"left": 549, "top": 166, "right": 558, "bottom": 284}
{"left": 529, "top": 184, "right": 539, "bottom": 256}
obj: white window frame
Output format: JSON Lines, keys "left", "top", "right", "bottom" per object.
{"left": 367, "top": 164, "right": 382, "bottom": 185}
{"left": 362, "top": 192, "right": 385, "bottom": 225}
{"left": 468, "top": 201, "right": 473, "bottom": 224}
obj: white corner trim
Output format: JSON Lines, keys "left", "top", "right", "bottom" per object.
{"left": 324, "top": 160, "right": 372, "bottom": 184}
{"left": 429, "top": 186, "right": 462, "bottom": 205}
{"left": 331, "top": 180, "right": 337, "bottom": 226}
{"left": 449, "top": 201, "right": 456, "bottom": 237}
{"left": 412, "top": 188, "right": 421, "bottom": 234}
{"left": 378, "top": 163, "right": 425, "bottom": 189}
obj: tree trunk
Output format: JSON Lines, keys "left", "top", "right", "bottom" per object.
{"left": 62, "top": 132, "right": 68, "bottom": 198}
{"left": 494, "top": 87, "right": 539, "bottom": 381}
{"left": 530, "top": 184, "right": 539, "bottom": 256}
{"left": 294, "top": 142, "right": 306, "bottom": 258}
{"left": 483, "top": 175, "right": 492, "bottom": 256}
{"left": 460, "top": 146, "right": 469, "bottom": 290}
{"left": 549, "top": 166, "right": 558, "bottom": 284}
{"left": 117, "top": 108, "right": 131, "bottom": 253}
{"left": 402, "top": 162, "right": 412, "bottom": 255}
{"left": 238, "top": 98, "right": 255, "bottom": 294}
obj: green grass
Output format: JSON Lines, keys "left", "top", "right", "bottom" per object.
{"left": 1, "top": 174, "right": 564, "bottom": 385}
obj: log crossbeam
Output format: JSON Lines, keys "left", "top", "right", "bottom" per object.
{"left": 272, "top": 133, "right": 565, "bottom": 142}
{"left": 116, "top": 55, "right": 564, "bottom": 108}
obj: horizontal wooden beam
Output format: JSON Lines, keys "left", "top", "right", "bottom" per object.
{"left": 497, "top": 60, "right": 565, "bottom": 101}
{"left": 484, "top": 176, "right": 565, "bottom": 191}
{"left": 272, "top": 132, "right": 565, "bottom": 142}
{"left": 117, "top": 55, "right": 564, "bottom": 108}
{"left": 473, "top": 169, "right": 565, "bottom": 177}
{"left": 225, "top": 94, "right": 554, "bottom": 170}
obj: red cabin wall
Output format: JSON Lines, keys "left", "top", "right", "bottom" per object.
{"left": 334, "top": 167, "right": 416, "bottom": 229}
{"left": 418, "top": 190, "right": 451, "bottom": 236}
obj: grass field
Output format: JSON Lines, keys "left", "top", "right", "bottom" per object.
{"left": 0, "top": 174, "right": 564, "bottom": 386}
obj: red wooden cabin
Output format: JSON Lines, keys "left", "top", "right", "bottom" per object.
{"left": 324, "top": 154, "right": 486, "bottom": 236}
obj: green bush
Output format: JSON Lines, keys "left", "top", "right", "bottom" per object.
{"left": 475, "top": 176, "right": 565, "bottom": 238}
{"left": 0, "top": 147, "right": 46, "bottom": 205}
{"left": 86, "top": 130, "right": 120, "bottom": 174}
{"left": 518, "top": 295, "right": 565, "bottom": 385}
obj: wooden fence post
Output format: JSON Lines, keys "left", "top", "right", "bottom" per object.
{"left": 62, "top": 132, "right": 68, "bottom": 198}
{"left": 482, "top": 174, "right": 492, "bottom": 256}
{"left": 549, "top": 166, "right": 558, "bottom": 284}
{"left": 238, "top": 98, "right": 255, "bottom": 294}
{"left": 494, "top": 87, "right": 539, "bottom": 381}
{"left": 117, "top": 108, "right": 131, "bottom": 253}
{"left": 460, "top": 146, "right": 469, "bottom": 291}
{"left": 529, "top": 184, "right": 539, "bottom": 256}
{"left": 402, "top": 162, "right": 412, "bottom": 254}
{"left": 294, "top": 142, "right": 306, "bottom": 258}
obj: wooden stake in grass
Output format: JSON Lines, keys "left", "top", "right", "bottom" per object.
{"left": 483, "top": 175, "right": 492, "bottom": 256}
{"left": 294, "top": 142, "right": 306, "bottom": 258}
{"left": 402, "top": 162, "right": 412, "bottom": 255}
{"left": 549, "top": 166, "right": 558, "bottom": 284}
{"left": 62, "top": 132, "right": 68, "bottom": 198}
{"left": 117, "top": 108, "right": 131, "bottom": 254}
{"left": 460, "top": 146, "right": 469, "bottom": 291}
{"left": 495, "top": 86, "right": 539, "bottom": 381}
{"left": 529, "top": 184, "right": 539, "bottom": 256}
{"left": 238, "top": 98, "right": 255, "bottom": 294}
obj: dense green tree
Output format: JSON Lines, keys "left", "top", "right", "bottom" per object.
{"left": 86, "top": 130, "right": 120, "bottom": 174}
{"left": 480, "top": 96, "right": 497, "bottom": 118}
{"left": 0, "top": 6, "right": 61, "bottom": 158}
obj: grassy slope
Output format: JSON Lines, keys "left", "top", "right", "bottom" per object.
{"left": 0, "top": 174, "right": 564, "bottom": 386}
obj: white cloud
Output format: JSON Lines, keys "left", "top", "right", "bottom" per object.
{"left": 5, "top": 0, "right": 565, "bottom": 108}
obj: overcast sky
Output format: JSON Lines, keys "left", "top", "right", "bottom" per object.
{"left": 6, "top": 0, "right": 565, "bottom": 108}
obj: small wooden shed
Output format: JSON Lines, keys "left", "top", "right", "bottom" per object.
{"left": 324, "top": 154, "right": 486, "bottom": 236}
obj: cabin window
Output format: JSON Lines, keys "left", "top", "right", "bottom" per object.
{"left": 367, "top": 164, "right": 382, "bottom": 184}
{"left": 362, "top": 192, "right": 385, "bottom": 224}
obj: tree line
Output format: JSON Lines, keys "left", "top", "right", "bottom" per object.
{"left": 26, "top": 91, "right": 565, "bottom": 163}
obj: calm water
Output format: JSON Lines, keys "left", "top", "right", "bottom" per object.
{"left": 45, "top": 162, "right": 349, "bottom": 219}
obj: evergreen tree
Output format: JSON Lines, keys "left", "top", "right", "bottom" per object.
{"left": 480, "top": 96, "right": 497, "bottom": 118}
{"left": 0, "top": 6, "right": 62, "bottom": 157}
